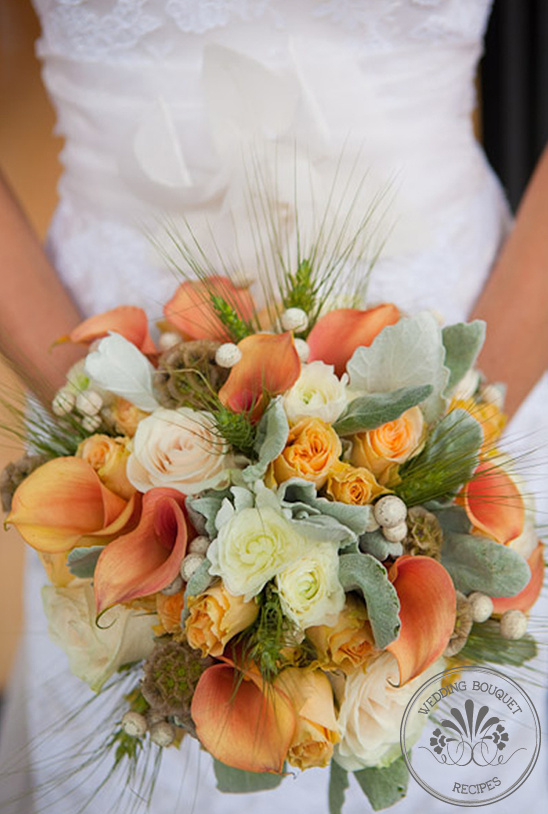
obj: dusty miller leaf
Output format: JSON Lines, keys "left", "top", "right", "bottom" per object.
{"left": 347, "top": 312, "right": 450, "bottom": 423}
{"left": 67, "top": 545, "right": 104, "bottom": 579}
{"left": 442, "top": 321, "right": 485, "bottom": 395}
{"left": 329, "top": 761, "right": 349, "bottom": 814}
{"left": 333, "top": 384, "right": 433, "bottom": 436}
{"left": 338, "top": 553, "right": 400, "bottom": 648}
{"left": 354, "top": 755, "right": 409, "bottom": 811}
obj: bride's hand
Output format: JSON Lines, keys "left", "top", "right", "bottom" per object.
{"left": 471, "top": 144, "right": 548, "bottom": 418}
{"left": 0, "top": 174, "right": 84, "bottom": 404}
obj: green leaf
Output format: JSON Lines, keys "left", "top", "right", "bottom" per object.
{"left": 396, "top": 409, "right": 482, "bottom": 506}
{"left": 440, "top": 528, "right": 531, "bottom": 597}
{"left": 67, "top": 545, "right": 104, "bottom": 578}
{"left": 442, "top": 321, "right": 485, "bottom": 394}
{"left": 329, "top": 761, "right": 349, "bottom": 814}
{"left": 338, "top": 553, "right": 400, "bottom": 648}
{"left": 333, "top": 385, "right": 433, "bottom": 436}
{"left": 354, "top": 755, "right": 409, "bottom": 811}
{"left": 242, "top": 398, "right": 289, "bottom": 483}
{"left": 213, "top": 759, "right": 284, "bottom": 793}
{"left": 347, "top": 312, "right": 450, "bottom": 423}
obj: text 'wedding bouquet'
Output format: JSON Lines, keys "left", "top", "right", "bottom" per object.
{"left": 2, "top": 227, "right": 545, "bottom": 812}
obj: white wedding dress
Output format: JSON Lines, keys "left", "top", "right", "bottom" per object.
{"left": 1, "top": 1, "right": 547, "bottom": 812}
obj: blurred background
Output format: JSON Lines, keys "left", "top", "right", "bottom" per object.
{"left": 0, "top": 0, "right": 547, "bottom": 696}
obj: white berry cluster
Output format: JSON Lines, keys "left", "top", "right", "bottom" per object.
{"left": 52, "top": 385, "right": 105, "bottom": 433}
{"left": 121, "top": 710, "right": 175, "bottom": 747}
{"left": 373, "top": 495, "right": 408, "bottom": 543}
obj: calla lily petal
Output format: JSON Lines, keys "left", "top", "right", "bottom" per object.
{"left": 307, "top": 304, "right": 400, "bottom": 376}
{"left": 164, "top": 277, "right": 255, "bottom": 341}
{"left": 219, "top": 332, "right": 301, "bottom": 419}
{"left": 66, "top": 306, "right": 156, "bottom": 354}
{"left": 191, "top": 662, "right": 296, "bottom": 773}
{"left": 492, "top": 542, "right": 545, "bottom": 614}
{"left": 7, "top": 457, "right": 128, "bottom": 553}
{"left": 464, "top": 462, "right": 525, "bottom": 545}
{"left": 93, "top": 488, "right": 188, "bottom": 614}
{"left": 387, "top": 555, "right": 456, "bottom": 685}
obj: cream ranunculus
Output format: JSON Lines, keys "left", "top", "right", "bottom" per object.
{"left": 127, "top": 407, "right": 232, "bottom": 495}
{"left": 335, "top": 653, "right": 443, "bottom": 770}
{"left": 185, "top": 582, "right": 259, "bottom": 656}
{"left": 276, "top": 542, "right": 344, "bottom": 629}
{"left": 208, "top": 506, "right": 305, "bottom": 600}
{"left": 42, "top": 583, "right": 157, "bottom": 692}
{"left": 283, "top": 361, "right": 348, "bottom": 425}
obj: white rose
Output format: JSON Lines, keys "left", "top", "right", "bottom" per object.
{"left": 276, "top": 542, "right": 344, "bottom": 629}
{"left": 283, "top": 361, "right": 348, "bottom": 425}
{"left": 208, "top": 506, "right": 303, "bottom": 600}
{"left": 42, "top": 583, "right": 157, "bottom": 692}
{"left": 127, "top": 407, "right": 232, "bottom": 495}
{"left": 335, "top": 653, "right": 443, "bottom": 770}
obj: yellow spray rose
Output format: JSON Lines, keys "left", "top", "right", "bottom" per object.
{"left": 185, "top": 582, "right": 259, "bottom": 657}
{"left": 77, "top": 434, "right": 134, "bottom": 500}
{"left": 307, "top": 594, "right": 376, "bottom": 672}
{"left": 274, "top": 667, "right": 340, "bottom": 770}
{"left": 325, "top": 461, "right": 386, "bottom": 505}
{"left": 272, "top": 417, "right": 342, "bottom": 488}
{"left": 350, "top": 406, "right": 425, "bottom": 485}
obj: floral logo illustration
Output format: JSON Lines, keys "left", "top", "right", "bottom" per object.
{"left": 421, "top": 699, "right": 524, "bottom": 767}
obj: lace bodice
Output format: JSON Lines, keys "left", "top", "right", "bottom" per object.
{"left": 32, "top": 0, "right": 503, "bottom": 326}
{"left": 34, "top": 0, "right": 491, "bottom": 59}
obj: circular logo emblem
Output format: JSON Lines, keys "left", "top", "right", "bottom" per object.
{"left": 400, "top": 665, "right": 541, "bottom": 806}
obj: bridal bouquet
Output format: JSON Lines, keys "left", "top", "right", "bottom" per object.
{"left": 2, "top": 262, "right": 544, "bottom": 811}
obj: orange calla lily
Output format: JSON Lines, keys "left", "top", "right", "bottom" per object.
{"left": 164, "top": 276, "right": 255, "bottom": 341}
{"left": 307, "top": 304, "right": 401, "bottom": 376}
{"left": 491, "top": 542, "right": 545, "bottom": 614}
{"left": 7, "top": 457, "right": 137, "bottom": 553}
{"left": 63, "top": 306, "right": 156, "bottom": 354}
{"left": 219, "top": 332, "right": 301, "bottom": 420}
{"left": 387, "top": 555, "right": 456, "bottom": 685}
{"left": 93, "top": 488, "right": 189, "bottom": 615}
{"left": 191, "top": 662, "right": 296, "bottom": 773}
{"left": 463, "top": 461, "right": 525, "bottom": 545}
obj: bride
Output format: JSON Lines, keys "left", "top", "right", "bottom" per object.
{"left": 0, "top": 1, "right": 547, "bottom": 812}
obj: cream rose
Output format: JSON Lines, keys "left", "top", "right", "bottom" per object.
{"left": 276, "top": 542, "right": 344, "bottom": 629}
{"left": 335, "top": 653, "right": 443, "bottom": 770}
{"left": 127, "top": 407, "right": 232, "bottom": 495}
{"left": 283, "top": 361, "right": 348, "bottom": 425}
{"left": 185, "top": 582, "right": 259, "bottom": 656}
{"left": 42, "top": 583, "right": 157, "bottom": 692}
{"left": 208, "top": 506, "right": 304, "bottom": 600}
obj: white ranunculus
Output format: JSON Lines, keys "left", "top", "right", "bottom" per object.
{"left": 127, "top": 407, "right": 232, "bottom": 495}
{"left": 283, "top": 361, "right": 348, "bottom": 425}
{"left": 208, "top": 506, "right": 304, "bottom": 600}
{"left": 42, "top": 583, "right": 157, "bottom": 692}
{"left": 335, "top": 653, "right": 443, "bottom": 770}
{"left": 276, "top": 542, "right": 344, "bottom": 629}
{"left": 85, "top": 333, "right": 159, "bottom": 412}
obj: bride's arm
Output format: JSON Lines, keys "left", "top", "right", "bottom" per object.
{"left": 471, "top": 144, "right": 548, "bottom": 418}
{"left": 0, "top": 174, "right": 84, "bottom": 403}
